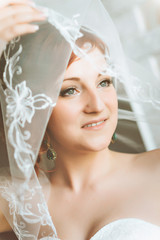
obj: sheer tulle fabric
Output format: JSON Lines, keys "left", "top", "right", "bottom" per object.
{"left": 0, "top": 0, "right": 159, "bottom": 239}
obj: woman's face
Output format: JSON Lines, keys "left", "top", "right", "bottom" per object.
{"left": 48, "top": 47, "right": 118, "bottom": 153}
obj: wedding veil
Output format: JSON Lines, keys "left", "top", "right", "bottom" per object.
{"left": 0, "top": 0, "right": 159, "bottom": 239}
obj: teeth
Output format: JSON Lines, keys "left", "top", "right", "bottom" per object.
{"left": 97, "top": 121, "right": 104, "bottom": 126}
{"left": 84, "top": 120, "right": 105, "bottom": 128}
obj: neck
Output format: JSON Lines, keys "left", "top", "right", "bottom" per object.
{"left": 51, "top": 146, "right": 116, "bottom": 193}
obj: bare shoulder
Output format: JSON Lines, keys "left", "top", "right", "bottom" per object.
{"left": 147, "top": 148, "right": 160, "bottom": 156}
{"left": 133, "top": 148, "right": 160, "bottom": 173}
{"left": 112, "top": 148, "right": 160, "bottom": 164}
{"left": 138, "top": 148, "right": 160, "bottom": 162}
{"left": 113, "top": 149, "right": 160, "bottom": 172}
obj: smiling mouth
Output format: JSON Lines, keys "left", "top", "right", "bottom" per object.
{"left": 82, "top": 119, "right": 107, "bottom": 129}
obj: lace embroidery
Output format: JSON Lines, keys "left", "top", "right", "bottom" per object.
{"left": 0, "top": 37, "right": 58, "bottom": 239}
{"left": 46, "top": 9, "right": 83, "bottom": 48}
{"left": 2, "top": 38, "right": 55, "bottom": 176}
{"left": 0, "top": 176, "right": 57, "bottom": 239}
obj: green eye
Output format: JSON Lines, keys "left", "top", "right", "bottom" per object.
{"left": 98, "top": 78, "right": 112, "bottom": 88}
{"left": 60, "top": 87, "right": 77, "bottom": 97}
{"left": 100, "top": 81, "right": 108, "bottom": 87}
{"left": 66, "top": 88, "right": 75, "bottom": 95}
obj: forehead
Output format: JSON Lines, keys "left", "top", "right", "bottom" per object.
{"left": 64, "top": 48, "right": 107, "bottom": 79}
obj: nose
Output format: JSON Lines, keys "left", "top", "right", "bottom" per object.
{"left": 83, "top": 88, "right": 105, "bottom": 114}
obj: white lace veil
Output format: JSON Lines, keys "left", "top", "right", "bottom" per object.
{"left": 0, "top": 0, "right": 159, "bottom": 239}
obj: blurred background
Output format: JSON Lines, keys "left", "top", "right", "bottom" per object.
{"left": 104, "top": 0, "right": 160, "bottom": 153}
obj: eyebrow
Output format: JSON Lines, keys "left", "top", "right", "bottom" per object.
{"left": 63, "top": 74, "right": 105, "bottom": 82}
{"left": 63, "top": 77, "right": 81, "bottom": 82}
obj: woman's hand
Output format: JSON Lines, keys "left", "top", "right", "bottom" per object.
{"left": 0, "top": 0, "right": 46, "bottom": 42}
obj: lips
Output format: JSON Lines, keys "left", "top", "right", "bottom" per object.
{"left": 82, "top": 118, "right": 107, "bottom": 128}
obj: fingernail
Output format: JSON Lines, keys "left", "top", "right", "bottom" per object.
{"left": 32, "top": 25, "right": 39, "bottom": 31}
{"left": 37, "top": 7, "right": 49, "bottom": 17}
{"left": 36, "top": 13, "right": 47, "bottom": 20}
{"left": 28, "top": 1, "right": 36, "bottom": 7}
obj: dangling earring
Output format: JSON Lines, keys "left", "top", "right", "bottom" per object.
{"left": 45, "top": 140, "right": 57, "bottom": 161}
{"left": 111, "top": 132, "right": 117, "bottom": 144}
{"left": 38, "top": 139, "right": 57, "bottom": 172}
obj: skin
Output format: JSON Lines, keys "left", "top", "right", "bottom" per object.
{"left": 48, "top": 48, "right": 118, "bottom": 158}
{"left": 47, "top": 49, "right": 160, "bottom": 240}
{"left": 0, "top": 9, "right": 160, "bottom": 239}
{"left": 0, "top": 0, "right": 46, "bottom": 42}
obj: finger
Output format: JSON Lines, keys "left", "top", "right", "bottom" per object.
{"left": 0, "top": 12, "right": 46, "bottom": 34}
{"left": 0, "top": 5, "right": 46, "bottom": 23}
{"left": 0, "top": 0, "right": 35, "bottom": 8}
{"left": 0, "top": 4, "right": 42, "bottom": 20}
{"left": 1, "top": 23, "right": 39, "bottom": 41}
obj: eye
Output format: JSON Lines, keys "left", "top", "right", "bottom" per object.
{"left": 98, "top": 78, "right": 112, "bottom": 88}
{"left": 60, "top": 87, "right": 79, "bottom": 97}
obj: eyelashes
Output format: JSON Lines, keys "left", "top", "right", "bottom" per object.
{"left": 60, "top": 77, "right": 113, "bottom": 97}
{"left": 98, "top": 78, "right": 113, "bottom": 88}
{"left": 60, "top": 87, "right": 79, "bottom": 97}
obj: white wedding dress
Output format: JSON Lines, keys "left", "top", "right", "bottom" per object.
{"left": 1, "top": 217, "right": 160, "bottom": 240}
{"left": 89, "top": 218, "right": 160, "bottom": 240}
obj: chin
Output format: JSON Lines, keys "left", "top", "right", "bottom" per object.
{"left": 80, "top": 138, "right": 111, "bottom": 152}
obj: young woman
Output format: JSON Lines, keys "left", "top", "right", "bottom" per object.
{"left": 46, "top": 47, "right": 160, "bottom": 240}
{"left": 0, "top": 0, "right": 160, "bottom": 240}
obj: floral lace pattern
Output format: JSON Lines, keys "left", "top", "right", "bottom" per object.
{"left": 46, "top": 9, "right": 83, "bottom": 49}
{"left": 0, "top": 36, "right": 58, "bottom": 239}
{"left": 2, "top": 38, "right": 55, "bottom": 177}
{"left": 0, "top": 175, "right": 58, "bottom": 239}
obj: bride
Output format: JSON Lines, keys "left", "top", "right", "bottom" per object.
{"left": 0, "top": 0, "right": 160, "bottom": 240}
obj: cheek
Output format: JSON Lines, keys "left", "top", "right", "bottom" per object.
{"left": 104, "top": 88, "right": 118, "bottom": 112}
{"left": 48, "top": 100, "right": 79, "bottom": 132}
